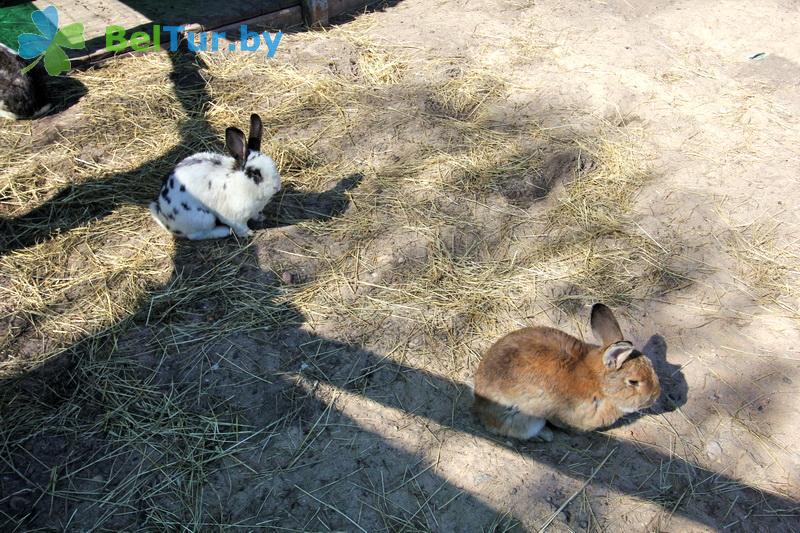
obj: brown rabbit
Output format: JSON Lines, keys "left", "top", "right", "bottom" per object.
{"left": 472, "top": 304, "right": 660, "bottom": 441}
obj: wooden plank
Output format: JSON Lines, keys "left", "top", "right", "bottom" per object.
{"left": 329, "top": 0, "right": 380, "bottom": 19}
{"left": 213, "top": 6, "right": 305, "bottom": 35}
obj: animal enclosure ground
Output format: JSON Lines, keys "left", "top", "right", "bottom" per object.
{"left": 1, "top": 0, "right": 799, "bottom": 531}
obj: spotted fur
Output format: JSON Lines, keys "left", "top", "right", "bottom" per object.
{"left": 149, "top": 114, "right": 280, "bottom": 240}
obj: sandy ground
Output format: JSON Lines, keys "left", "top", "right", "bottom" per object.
{"left": 1, "top": 0, "right": 799, "bottom": 531}
{"left": 293, "top": 3, "right": 800, "bottom": 530}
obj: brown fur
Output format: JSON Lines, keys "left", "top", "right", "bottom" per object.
{"left": 473, "top": 305, "right": 660, "bottom": 439}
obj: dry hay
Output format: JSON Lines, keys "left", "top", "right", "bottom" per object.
{"left": 721, "top": 214, "right": 800, "bottom": 322}
{"left": 0, "top": 19, "right": 700, "bottom": 531}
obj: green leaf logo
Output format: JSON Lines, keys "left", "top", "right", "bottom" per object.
{"left": 17, "top": 6, "right": 85, "bottom": 76}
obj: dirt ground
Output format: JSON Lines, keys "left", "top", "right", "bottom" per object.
{"left": 1, "top": 0, "right": 799, "bottom": 531}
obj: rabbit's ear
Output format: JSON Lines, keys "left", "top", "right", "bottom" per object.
{"left": 247, "top": 113, "right": 263, "bottom": 152}
{"left": 602, "top": 342, "right": 635, "bottom": 369}
{"left": 226, "top": 127, "right": 247, "bottom": 169}
{"left": 591, "top": 303, "right": 624, "bottom": 345}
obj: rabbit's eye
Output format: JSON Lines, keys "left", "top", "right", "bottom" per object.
{"left": 627, "top": 379, "right": 639, "bottom": 387}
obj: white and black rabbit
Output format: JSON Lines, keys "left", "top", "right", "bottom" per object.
{"left": 149, "top": 113, "right": 281, "bottom": 240}
{"left": 0, "top": 43, "right": 50, "bottom": 120}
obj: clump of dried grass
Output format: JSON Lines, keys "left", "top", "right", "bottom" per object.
{"left": 724, "top": 218, "right": 800, "bottom": 320}
{"left": 546, "top": 138, "right": 648, "bottom": 233}
{"left": 0, "top": 209, "right": 172, "bottom": 374}
{"left": 0, "top": 52, "right": 194, "bottom": 376}
{"left": 347, "top": 36, "right": 408, "bottom": 86}
{"left": 418, "top": 129, "right": 540, "bottom": 194}
{"left": 425, "top": 64, "right": 506, "bottom": 120}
